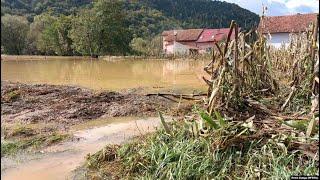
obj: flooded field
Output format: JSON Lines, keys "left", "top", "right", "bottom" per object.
{"left": 1, "top": 56, "right": 205, "bottom": 179}
{"left": 1, "top": 56, "right": 208, "bottom": 93}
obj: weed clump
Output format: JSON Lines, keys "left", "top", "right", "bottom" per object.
{"left": 2, "top": 89, "right": 21, "bottom": 102}
{"left": 1, "top": 133, "right": 69, "bottom": 157}
{"left": 85, "top": 117, "right": 318, "bottom": 179}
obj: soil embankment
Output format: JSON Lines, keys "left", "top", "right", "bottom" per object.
{"left": 1, "top": 81, "right": 191, "bottom": 128}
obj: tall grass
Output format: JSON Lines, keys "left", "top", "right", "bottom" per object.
{"left": 86, "top": 118, "right": 318, "bottom": 179}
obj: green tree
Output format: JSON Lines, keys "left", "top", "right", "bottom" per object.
{"left": 35, "top": 12, "right": 73, "bottom": 55}
{"left": 69, "top": 8, "right": 99, "bottom": 56}
{"left": 93, "top": 0, "right": 132, "bottom": 55}
{"left": 33, "top": 12, "right": 58, "bottom": 55}
{"left": 54, "top": 15, "right": 73, "bottom": 55}
{"left": 130, "top": 35, "right": 163, "bottom": 56}
{"left": 148, "top": 35, "right": 163, "bottom": 56}
{"left": 71, "top": 0, "right": 132, "bottom": 56}
{"left": 26, "top": 12, "right": 54, "bottom": 54}
{"left": 1, "top": 14, "right": 29, "bottom": 54}
{"left": 130, "top": 37, "right": 148, "bottom": 55}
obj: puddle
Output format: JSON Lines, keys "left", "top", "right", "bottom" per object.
{"left": 1, "top": 116, "right": 170, "bottom": 180}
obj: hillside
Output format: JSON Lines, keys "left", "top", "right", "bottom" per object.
{"left": 1, "top": 0, "right": 260, "bottom": 55}
{"left": 1, "top": 0, "right": 92, "bottom": 19}
{"left": 141, "top": 0, "right": 259, "bottom": 30}
{"left": 1, "top": 0, "right": 259, "bottom": 31}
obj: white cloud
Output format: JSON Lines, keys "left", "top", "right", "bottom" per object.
{"left": 219, "top": 0, "right": 319, "bottom": 16}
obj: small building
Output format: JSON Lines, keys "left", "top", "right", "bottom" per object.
{"left": 162, "top": 28, "right": 234, "bottom": 55}
{"left": 258, "top": 13, "right": 318, "bottom": 48}
{"left": 162, "top": 29, "right": 203, "bottom": 55}
{"left": 196, "top": 28, "right": 233, "bottom": 54}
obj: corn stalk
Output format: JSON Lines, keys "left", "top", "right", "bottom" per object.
{"left": 203, "top": 21, "right": 278, "bottom": 115}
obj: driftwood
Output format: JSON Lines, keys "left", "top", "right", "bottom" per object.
{"left": 245, "top": 98, "right": 310, "bottom": 121}
{"left": 146, "top": 92, "right": 207, "bottom": 101}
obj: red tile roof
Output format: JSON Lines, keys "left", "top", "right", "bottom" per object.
{"left": 162, "top": 29, "right": 203, "bottom": 42}
{"left": 258, "top": 13, "right": 318, "bottom": 34}
{"left": 162, "top": 28, "right": 235, "bottom": 43}
{"left": 196, "top": 28, "right": 234, "bottom": 43}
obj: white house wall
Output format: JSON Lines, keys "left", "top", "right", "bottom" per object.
{"left": 266, "top": 33, "right": 290, "bottom": 48}
{"left": 173, "top": 42, "right": 190, "bottom": 55}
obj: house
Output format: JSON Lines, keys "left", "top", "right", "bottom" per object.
{"left": 162, "top": 29, "right": 203, "bottom": 55}
{"left": 196, "top": 28, "right": 234, "bottom": 54}
{"left": 162, "top": 28, "right": 234, "bottom": 55}
{"left": 258, "top": 13, "right": 318, "bottom": 48}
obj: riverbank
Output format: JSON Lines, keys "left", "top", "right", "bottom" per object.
{"left": 1, "top": 81, "right": 195, "bottom": 127}
{"left": 1, "top": 80, "right": 194, "bottom": 155}
{"left": 1, "top": 54, "right": 211, "bottom": 61}
{"left": 1, "top": 55, "right": 94, "bottom": 61}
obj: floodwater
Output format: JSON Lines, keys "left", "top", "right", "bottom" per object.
{"left": 1, "top": 56, "right": 208, "bottom": 93}
{"left": 1, "top": 56, "right": 203, "bottom": 179}
{"left": 1, "top": 116, "right": 169, "bottom": 180}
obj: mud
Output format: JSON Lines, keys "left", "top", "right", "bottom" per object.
{"left": 1, "top": 117, "right": 167, "bottom": 180}
{"left": 1, "top": 81, "right": 189, "bottom": 129}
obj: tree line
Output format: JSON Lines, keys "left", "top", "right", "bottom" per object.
{"left": 1, "top": 0, "right": 259, "bottom": 56}
{"left": 1, "top": 0, "right": 164, "bottom": 56}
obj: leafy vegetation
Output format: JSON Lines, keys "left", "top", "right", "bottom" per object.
{"left": 85, "top": 117, "right": 318, "bottom": 179}
{"left": 1, "top": 0, "right": 92, "bottom": 21}
{"left": 1, "top": 133, "right": 69, "bottom": 156}
{"left": 1, "top": 123, "right": 70, "bottom": 157}
{"left": 130, "top": 35, "right": 163, "bottom": 56}
{"left": 1, "top": 0, "right": 259, "bottom": 56}
{"left": 141, "top": 0, "right": 259, "bottom": 30}
{"left": 1, "top": 14, "right": 29, "bottom": 54}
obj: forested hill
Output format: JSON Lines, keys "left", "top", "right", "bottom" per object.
{"left": 1, "top": 0, "right": 259, "bottom": 30}
{"left": 1, "top": 0, "right": 259, "bottom": 56}
{"left": 1, "top": 0, "right": 92, "bottom": 21}
{"left": 141, "top": 0, "right": 259, "bottom": 30}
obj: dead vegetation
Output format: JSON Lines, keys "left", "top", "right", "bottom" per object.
{"left": 201, "top": 19, "right": 319, "bottom": 157}
{"left": 85, "top": 19, "right": 319, "bottom": 179}
{"left": 1, "top": 81, "right": 192, "bottom": 128}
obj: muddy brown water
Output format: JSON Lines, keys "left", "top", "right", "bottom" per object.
{"left": 1, "top": 116, "right": 170, "bottom": 180}
{"left": 1, "top": 56, "right": 208, "bottom": 93}
{"left": 1, "top": 56, "right": 204, "bottom": 179}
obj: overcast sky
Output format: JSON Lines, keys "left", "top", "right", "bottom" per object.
{"left": 219, "top": 0, "right": 319, "bottom": 16}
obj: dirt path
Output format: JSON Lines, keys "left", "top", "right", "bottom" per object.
{"left": 1, "top": 116, "right": 167, "bottom": 180}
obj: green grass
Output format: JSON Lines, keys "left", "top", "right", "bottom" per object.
{"left": 1, "top": 133, "right": 69, "bottom": 157}
{"left": 5, "top": 125, "right": 36, "bottom": 138}
{"left": 5, "top": 90, "right": 21, "bottom": 101}
{"left": 86, "top": 116, "right": 319, "bottom": 179}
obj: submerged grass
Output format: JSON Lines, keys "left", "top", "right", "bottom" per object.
{"left": 86, "top": 118, "right": 318, "bottom": 179}
{"left": 1, "top": 133, "right": 69, "bottom": 157}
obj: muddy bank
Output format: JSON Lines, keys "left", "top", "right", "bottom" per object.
{"left": 2, "top": 117, "right": 166, "bottom": 179}
{"left": 1, "top": 81, "right": 192, "bottom": 128}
